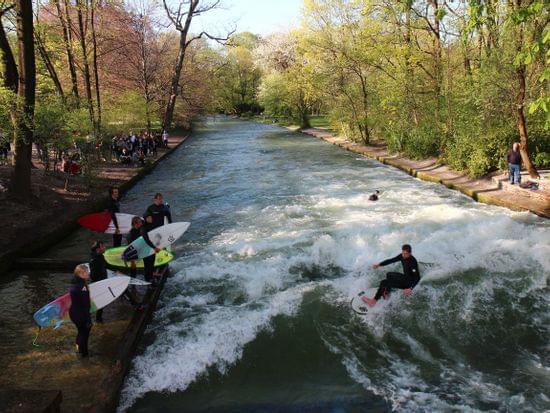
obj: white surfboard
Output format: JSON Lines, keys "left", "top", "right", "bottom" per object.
{"left": 107, "top": 271, "right": 151, "bottom": 286}
{"left": 123, "top": 222, "right": 190, "bottom": 261}
{"left": 89, "top": 276, "right": 131, "bottom": 310}
{"left": 350, "top": 288, "right": 378, "bottom": 315}
{"left": 105, "top": 213, "right": 135, "bottom": 235}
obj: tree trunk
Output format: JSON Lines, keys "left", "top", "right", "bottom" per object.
{"left": 90, "top": 0, "right": 101, "bottom": 136}
{"left": 57, "top": 0, "right": 79, "bottom": 100}
{"left": 163, "top": 32, "right": 188, "bottom": 130}
{"left": 35, "top": 31, "right": 65, "bottom": 97}
{"left": 0, "top": 16, "right": 19, "bottom": 92}
{"left": 512, "top": 0, "right": 539, "bottom": 179}
{"left": 75, "top": 0, "right": 95, "bottom": 134}
{"left": 10, "top": 0, "right": 36, "bottom": 200}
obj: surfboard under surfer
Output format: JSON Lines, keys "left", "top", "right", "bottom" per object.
{"left": 362, "top": 244, "right": 420, "bottom": 307}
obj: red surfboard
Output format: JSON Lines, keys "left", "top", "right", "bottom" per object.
{"left": 78, "top": 211, "right": 114, "bottom": 232}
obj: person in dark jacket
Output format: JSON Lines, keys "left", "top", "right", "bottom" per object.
{"left": 126, "top": 216, "right": 144, "bottom": 279}
{"left": 507, "top": 142, "right": 522, "bottom": 185}
{"left": 141, "top": 214, "right": 160, "bottom": 284}
{"left": 362, "top": 244, "right": 420, "bottom": 307}
{"left": 144, "top": 193, "right": 172, "bottom": 230}
{"left": 89, "top": 241, "right": 107, "bottom": 323}
{"left": 69, "top": 264, "right": 92, "bottom": 358}
{"left": 107, "top": 187, "right": 122, "bottom": 247}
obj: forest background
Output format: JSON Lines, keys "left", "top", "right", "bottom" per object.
{"left": 0, "top": 0, "right": 548, "bottom": 202}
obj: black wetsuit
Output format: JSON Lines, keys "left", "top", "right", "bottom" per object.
{"left": 126, "top": 227, "right": 141, "bottom": 278}
{"left": 89, "top": 250, "right": 107, "bottom": 322}
{"left": 69, "top": 277, "right": 91, "bottom": 357}
{"left": 139, "top": 223, "right": 157, "bottom": 282}
{"left": 107, "top": 196, "right": 122, "bottom": 247}
{"left": 143, "top": 203, "right": 172, "bottom": 229}
{"left": 374, "top": 254, "right": 420, "bottom": 300}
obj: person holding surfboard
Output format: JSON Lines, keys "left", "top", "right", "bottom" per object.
{"left": 144, "top": 192, "right": 172, "bottom": 229}
{"left": 107, "top": 187, "right": 122, "bottom": 247}
{"left": 69, "top": 264, "right": 92, "bottom": 358}
{"left": 362, "top": 244, "right": 420, "bottom": 307}
{"left": 141, "top": 213, "right": 161, "bottom": 284}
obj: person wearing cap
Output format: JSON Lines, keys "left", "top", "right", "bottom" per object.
{"left": 69, "top": 264, "right": 92, "bottom": 358}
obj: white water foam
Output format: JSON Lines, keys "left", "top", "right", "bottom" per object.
{"left": 119, "top": 121, "right": 549, "bottom": 411}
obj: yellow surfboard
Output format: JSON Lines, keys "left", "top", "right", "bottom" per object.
{"left": 104, "top": 246, "right": 173, "bottom": 269}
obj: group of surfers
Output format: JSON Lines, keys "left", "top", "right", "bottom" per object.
{"left": 70, "top": 188, "right": 172, "bottom": 358}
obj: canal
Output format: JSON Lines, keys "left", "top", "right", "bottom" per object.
{"left": 86, "top": 118, "right": 547, "bottom": 412}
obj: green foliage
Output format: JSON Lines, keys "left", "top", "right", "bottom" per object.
{"left": 102, "top": 91, "right": 158, "bottom": 135}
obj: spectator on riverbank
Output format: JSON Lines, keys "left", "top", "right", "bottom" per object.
{"left": 69, "top": 264, "right": 92, "bottom": 358}
{"left": 162, "top": 130, "right": 169, "bottom": 147}
{"left": 507, "top": 142, "right": 522, "bottom": 185}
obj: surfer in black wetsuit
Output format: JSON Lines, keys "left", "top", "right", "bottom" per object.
{"left": 126, "top": 216, "right": 143, "bottom": 278}
{"left": 144, "top": 193, "right": 172, "bottom": 230}
{"left": 362, "top": 244, "right": 420, "bottom": 307}
{"left": 89, "top": 241, "right": 107, "bottom": 323}
{"left": 69, "top": 264, "right": 92, "bottom": 358}
{"left": 90, "top": 240, "right": 143, "bottom": 317}
{"left": 107, "top": 187, "right": 122, "bottom": 247}
{"left": 141, "top": 214, "right": 160, "bottom": 284}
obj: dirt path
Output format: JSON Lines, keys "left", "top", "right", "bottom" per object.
{"left": 301, "top": 128, "right": 549, "bottom": 218}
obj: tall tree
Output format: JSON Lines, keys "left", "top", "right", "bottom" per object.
{"left": 161, "top": 0, "right": 230, "bottom": 130}
{"left": 75, "top": 0, "right": 95, "bottom": 133}
{"left": 55, "top": 0, "right": 79, "bottom": 100}
{"left": 11, "top": 0, "right": 36, "bottom": 199}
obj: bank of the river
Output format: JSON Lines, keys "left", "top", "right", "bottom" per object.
{"left": 0, "top": 135, "right": 187, "bottom": 274}
{"left": 298, "top": 127, "right": 549, "bottom": 218}
{"left": 0, "top": 135, "right": 187, "bottom": 412}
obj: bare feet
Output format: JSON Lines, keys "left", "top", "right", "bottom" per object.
{"left": 361, "top": 296, "right": 377, "bottom": 307}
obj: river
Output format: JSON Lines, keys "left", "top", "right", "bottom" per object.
{"left": 117, "top": 117, "right": 549, "bottom": 412}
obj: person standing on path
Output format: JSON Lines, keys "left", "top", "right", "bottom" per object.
{"left": 362, "top": 244, "right": 420, "bottom": 307}
{"left": 69, "top": 264, "right": 92, "bottom": 358}
{"left": 107, "top": 187, "right": 122, "bottom": 247}
{"left": 507, "top": 142, "right": 522, "bottom": 185}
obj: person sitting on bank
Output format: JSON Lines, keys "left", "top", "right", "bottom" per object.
{"left": 507, "top": 142, "right": 522, "bottom": 185}
{"left": 69, "top": 264, "right": 92, "bottom": 358}
{"left": 362, "top": 244, "right": 420, "bottom": 307}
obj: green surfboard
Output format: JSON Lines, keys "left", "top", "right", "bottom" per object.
{"left": 104, "top": 246, "right": 174, "bottom": 269}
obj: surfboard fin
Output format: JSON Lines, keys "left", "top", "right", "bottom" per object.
{"left": 54, "top": 320, "right": 64, "bottom": 330}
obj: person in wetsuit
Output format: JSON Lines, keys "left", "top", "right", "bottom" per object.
{"left": 126, "top": 216, "right": 144, "bottom": 279}
{"left": 89, "top": 241, "right": 107, "bottom": 323}
{"left": 107, "top": 187, "right": 122, "bottom": 247}
{"left": 139, "top": 214, "right": 160, "bottom": 284}
{"left": 144, "top": 192, "right": 172, "bottom": 230}
{"left": 69, "top": 264, "right": 92, "bottom": 358}
{"left": 362, "top": 244, "right": 420, "bottom": 307}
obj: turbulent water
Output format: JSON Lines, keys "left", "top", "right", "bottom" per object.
{"left": 118, "top": 118, "right": 549, "bottom": 412}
